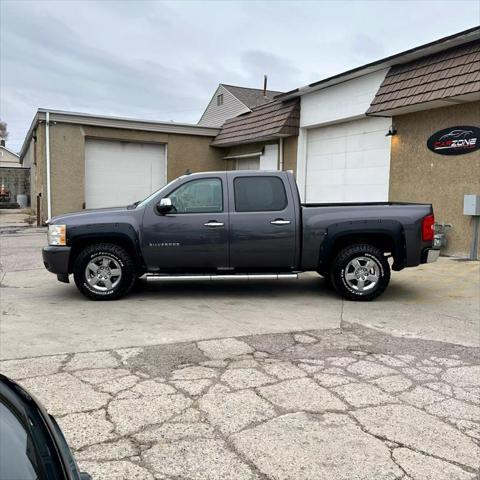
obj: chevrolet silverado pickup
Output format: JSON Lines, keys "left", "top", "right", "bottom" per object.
{"left": 42, "top": 171, "right": 439, "bottom": 301}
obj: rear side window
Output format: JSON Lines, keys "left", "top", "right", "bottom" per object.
{"left": 234, "top": 176, "right": 287, "bottom": 212}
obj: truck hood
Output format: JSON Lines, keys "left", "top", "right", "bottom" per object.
{"left": 49, "top": 206, "right": 132, "bottom": 225}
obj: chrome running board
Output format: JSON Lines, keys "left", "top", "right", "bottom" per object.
{"left": 145, "top": 273, "right": 298, "bottom": 282}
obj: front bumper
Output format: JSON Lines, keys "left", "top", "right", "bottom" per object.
{"left": 425, "top": 248, "right": 440, "bottom": 263}
{"left": 42, "top": 246, "right": 71, "bottom": 275}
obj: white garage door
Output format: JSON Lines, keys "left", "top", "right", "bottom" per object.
{"left": 85, "top": 139, "right": 166, "bottom": 209}
{"left": 305, "top": 116, "right": 391, "bottom": 203}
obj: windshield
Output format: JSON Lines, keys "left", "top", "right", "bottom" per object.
{"left": 135, "top": 177, "right": 182, "bottom": 209}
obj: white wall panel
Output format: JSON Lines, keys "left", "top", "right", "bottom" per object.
{"left": 260, "top": 144, "right": 278, "bottom": 170}
{"left": 300, "top": 69, "right": 389, "bottom": 128}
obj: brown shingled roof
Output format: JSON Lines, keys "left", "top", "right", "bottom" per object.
{"left": 367, "top": 40, "right": 480, "bottom": 115}
{"left": 211, "top": 99, "right": 300, "bottom": 147}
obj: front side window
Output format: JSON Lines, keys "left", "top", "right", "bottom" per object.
{"left": 0, "top": 402, "right": 40, "bottom": 480}
{"left": 167, "top": 178, "right": 223, "bottom": 213}
{"left": 234, "top": 176, "right": 287, "bottom": 212}
{"left": 217, "top": 94, "right": 224, "bottom": 106}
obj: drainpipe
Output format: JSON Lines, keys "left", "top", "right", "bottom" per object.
{"left": 45, "top": 111, "right": 52, "bottom": 220}
{"left": 279, "top": 138, "right": 284, "bottom": 171}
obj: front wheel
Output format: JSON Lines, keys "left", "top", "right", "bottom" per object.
{"left": 331, "top": 244, "right": 390, "bottom": 301}
{"left": 73, "top": 243, "right": 136, "bottom": 300}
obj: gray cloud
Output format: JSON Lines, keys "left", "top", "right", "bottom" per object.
{"left": 351, "top": 33, "right": 385, "bottom": 60}
{"left": 240, "top": 50, "right": 302, "bottom": 88}
{"left": 1, "top": 0, "right": 478, "bottom": 152}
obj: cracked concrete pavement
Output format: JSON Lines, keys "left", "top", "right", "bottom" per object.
{"left": 1, "top": 326, "right": 479, "bottom": 480}
{"left": 1, "top": 229, "right": 480, "bottom": 479}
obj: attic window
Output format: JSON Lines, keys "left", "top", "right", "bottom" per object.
{"left": 217, "top": 94, "right": 224, "bottom": 106}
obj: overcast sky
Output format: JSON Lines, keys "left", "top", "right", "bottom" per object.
{"left": 1, "top": 0, "right": 479, "bottom": 152}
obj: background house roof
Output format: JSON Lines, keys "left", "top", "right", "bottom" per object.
{"left": 221, "top": 84, "right": 284, "bottom": 109}
{"left": 211, "top": 99, "right": 300, "bottom": 147}
{"left": 367, "top": 40, "right": 480, "bottom": 115}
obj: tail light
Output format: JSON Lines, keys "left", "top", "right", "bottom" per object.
{"left": 422, "top": 214, "right": 435, "bottom": 241}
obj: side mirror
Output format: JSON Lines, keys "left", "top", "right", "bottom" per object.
{"left": 156, "top": 197, "right": 173, "bottom": 214}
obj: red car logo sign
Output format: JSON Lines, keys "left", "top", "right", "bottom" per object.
{"left": 427, "top": 126, "right": 480, "bottom": 155}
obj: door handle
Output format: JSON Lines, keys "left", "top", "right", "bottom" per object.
{"left": 204, "top": 221, "right": 225, "bottom": 227}
{"left": 270, "top": 219, "right": 291, "bottom": 225}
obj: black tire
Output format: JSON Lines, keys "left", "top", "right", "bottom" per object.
{"left": 331, "top": 244, "right": 390, "bottom": 301}
{"left": 73, "top": 243, "right": 136, "bottom": 300}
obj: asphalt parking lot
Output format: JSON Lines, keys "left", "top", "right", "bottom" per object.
{"left": 1, "top": 229, "right": 479, "bottom": 480}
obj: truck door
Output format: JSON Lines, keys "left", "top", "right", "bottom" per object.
{"left": 228, "top": 173, "right": 297, "bottom": 270}
{"left": 142, "top": 174, "right": 229, "bottom": 270}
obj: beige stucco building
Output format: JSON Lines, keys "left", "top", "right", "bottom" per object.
{"left": 365, "top": 31, "right": 480, "bottom": 257}
{"left": 21, "top": 110, "right": 224, "bottom": 222}
{"left": 388, "top": 102, "right": 480, "bottom": 256}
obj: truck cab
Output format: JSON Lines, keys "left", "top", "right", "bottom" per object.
{"left": 140, "top": 171, "right": 299, "bottom": 273}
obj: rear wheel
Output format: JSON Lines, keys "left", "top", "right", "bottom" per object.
{"left": 331, "top": 244, "right": 390, "bottom": 301}
{"left": 73, "top": 243, "right": 135, "bottom": 300}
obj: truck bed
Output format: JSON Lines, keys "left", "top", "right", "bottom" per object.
{"left": 299, "top": 201, "right": 434, "bottom": 271}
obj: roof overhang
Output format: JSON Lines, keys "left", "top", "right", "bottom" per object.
{"left": 214, "top": 134, "right": 292, "bottom": 149}
{"left": 276, "top": 26, "right": 480, "bottom": 101}
{"left": 20, "top": 109, "right": 220, "bottom": 159}
{"left": 223, "top": 150, "right": 263, "bottom": 159}
{"left": 211, "top": 99, "right": 300, "bottom": 148}
{"left": 0, "top": 163, "right": 27, "bottom": 169}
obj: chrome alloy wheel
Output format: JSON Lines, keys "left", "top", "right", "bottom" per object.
{"left": 85, "top": 256, "right": 122, "bottom": 292}
{"left": 344, "top": 256, "right": 380, "bottom": 292}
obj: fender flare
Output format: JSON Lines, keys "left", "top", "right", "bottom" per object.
{"left": 67, "top": 222, "right": 144, "bottom": 271}
{"left": 317, "top": 219, "right": 406, "bottom": 270}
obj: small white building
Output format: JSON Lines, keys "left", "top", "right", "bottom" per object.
{"left": 0, "top": 141, "right": 21, "bottom": 168}
{"left": 0, "top": 140, "right": 30, "bottom": 206}
{"left": 198, "top": 83, "right": 283, "bottom": 127}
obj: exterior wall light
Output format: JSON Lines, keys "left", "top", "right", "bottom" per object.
{"left": 386, "top": 126, "right": 397, "bottom": 137}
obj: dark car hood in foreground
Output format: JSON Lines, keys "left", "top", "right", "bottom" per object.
{"left": 0, "top": 374, "right": 89, "bottom": 479}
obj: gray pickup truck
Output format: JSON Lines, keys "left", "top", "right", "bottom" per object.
{"left": 42, "top": 170, "right": 439, "bottom": 301}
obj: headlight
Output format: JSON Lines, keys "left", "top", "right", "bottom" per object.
{"left": 48, "top": 224, "right": 66, "bottom": 245}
